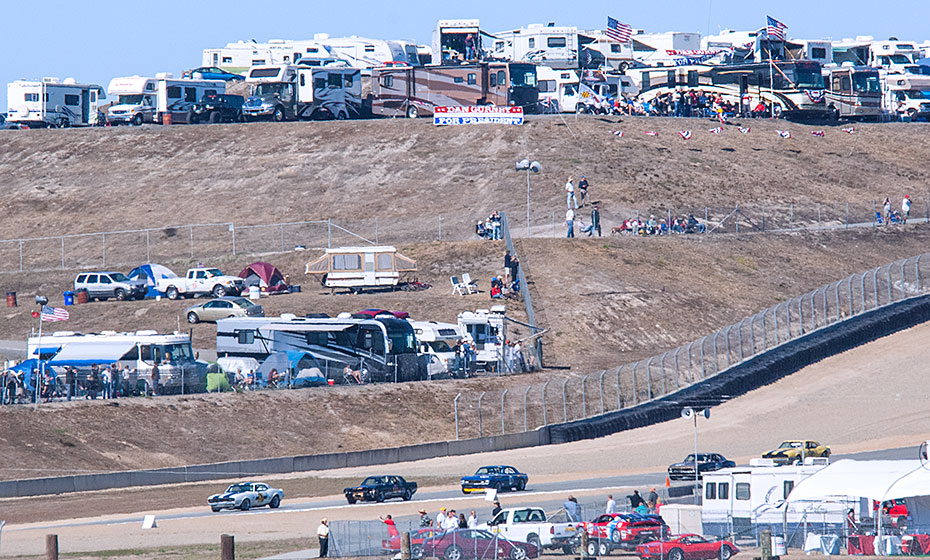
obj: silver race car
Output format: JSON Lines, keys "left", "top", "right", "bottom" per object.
{"left": 208, "top": 481, "right": 284, "bottom": 512}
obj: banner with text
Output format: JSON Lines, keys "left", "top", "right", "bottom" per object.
{"left": 434, "top": 106, "right": 524, "bottom": 126}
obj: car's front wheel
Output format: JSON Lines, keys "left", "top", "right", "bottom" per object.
{"left": 444, "top": 545, "right": 463, "bottom": 560}
{"left": 610, "top": 530, "right": 622, "bottom": 544}
{"left": 239, "top": 499, "right": 251, "bottom": 511}
{"left": 517, "top": 479, "right": 526, "bottom": 491}
{"left": 668, "top": 548, "right": 684, "bottom": 560}
{"left": 403, "top": 489, "right": 413, "bottom": 501}
{"left": 511, "top": 544, "right": 529, "bottom": 560}
{"left": 211, "top": 506, "right": 221, "bottom": 512}
{"left": 346, "top": 495, "right": 356, "bottom": 504}
{"left": 719, "top": 546, "right": 732, "bottom": 560}
{"left": 187, "top": 311, "right": 200, "bottom": 324}
{"left": 114, "top": 288, "right": 127, "bottom": 301}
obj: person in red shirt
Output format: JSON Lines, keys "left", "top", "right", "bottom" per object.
{"left": 380, "top": 515, "right": 399, "bottom": 537}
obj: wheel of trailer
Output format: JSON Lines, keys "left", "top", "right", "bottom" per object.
{"left": 114, "top": 288, "right": 127, "bottom": 301}
{"left": 269, "top": 495, "right": 280, "bottom": 509}
{"left": 273, "top": 106, "right": 286, "bottom": 122}
{"left": 407, "top": 105, "right": 419, "bottom": 119}
{"left": 240, "top": 498, "right": 251, "bottom": 511}
{"left": 511, "top": 544, "right": 529, "bottom": 560}
{"left": 209, "top": 111, "right": 221, "bottom": 124}
{"left": 403, "top": 489, "right": 413, "bottom": 501}
{"left": 668, "top": 548, "right": 684, "bottom": 560}
{"left": 166, "top": 286, "right": 180, "bottom": 300}
{"left": 610, "top": 530, "right": 622, "bottom": 544}
{"left": 444, "top": 544, "right": 463, "bottom": 560}
{"left": 719, "top": 546, "right": 732, "bottom": 560}
{"left": 772, "top": 104, "right": 783, "bottom": 118}
{"left": 599, "top": 541, "right": 610, "bottom": 556}
{"left": 131, "top": 113, "right": 143, "bottom": 126}
{"left": 187, "top": 311, "right": 200, "bottom": 324}
{"left": 212, "top": 285, "right": 227, "bottom": 298}
{"left": 587, "top": 542, "right": 599, "bottom": 557}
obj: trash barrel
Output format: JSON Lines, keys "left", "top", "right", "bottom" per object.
{"left": 5, "top": 292, "right": 16, "bottom": 307}
{"left": 772, "top": 536, "right": 787, "bottom": 557}
{"left": 161, "top": 112, "right": 172, "bottom": 125}
{"left": 75, "top": 288, "right": 89, "bottom": 304}
{"left": 248, "top": 285, "right": 260, "bottom": 300}
{"left": 63, "top": 291, "right": 74, "bottom": 306}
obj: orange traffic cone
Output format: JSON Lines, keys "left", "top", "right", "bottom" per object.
{"left": 665, "top": 476, "right": 671, "bottom": 488}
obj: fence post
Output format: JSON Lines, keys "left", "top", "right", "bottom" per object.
{"left": 221, "top": 534, "right": 234, "bottom": 560}
{"left": 401, "top": 532, "right": 411, "bottom": 560}
{"left": 599, "top": 370, "right": 606, "bottom": 414}
{"left": 872, "top": 268, "right": 879, "bottom": 309}
{"left": 616, "top": 366, "right": 623, "bottom": 409}
{"left": 328, "top": 219, "right": 332, "bottom": 248}
{"left": 712, "top": 332, "right": 720, "bottom": 373}
{"left": 645, "top": 358, "right": 653, "bottom": 400}
{"left": 581, "top": 375, "right": 589, "bottom": 417}
{"left": 847, "top": 276, "right": 854, "bottom": 317}
{"left": 737, "top": 321, "right": 744, "bottom": 361}
{"left": 500, "top": 389, "right": 508, "bottom": 434}
{"left": 917, "top": 255, "right": 923, "bottom": 294}
{"left": 698, "top": 338, "right": 706, "bottom": 379}
{"left": 523, "top": 386, "right": 532, "bottom": 432}
{"left": 901, "top": 260, "right": 908, "bottom": 300}
{"left": 674, "top": 348, "right": 681, "bottom": 388}
{"left": 724, "top": 326, "right": 732, "bottom": 367}
{"left": 562, "top": 378, "right": 570, "bottom": 421}
{"left": 631, "top": 363, "right": 638, "bottom": 405}
{"left": 834, "top": 282, "right": 841, "bottom": 322}
{"left": 542, "top": 381, "right": 550, "bottom": 425}
{"left": 798, "top": 297, "right": 805, "bottom": 335}
{"left": 859, "top": 272, "right": 867, "bottom": 312}
{"left": 453, "top": 393, "right": 461, "bottom": 440}
{"left": 822, "top": 287, "right": 828, "bottom": 324}
{"left": 46, "top": 534, "right": 59, "bottom": 560}
{"left": 886, "top": 265, "right": 893, "bottom": 302}
{"left": 660, "top": 353, "right": 668, "bottom": 395}
{"left": 774, "top": 304, "right": 781, "bottom": 344}
{"left": 477, "top": 392, "right": 485, "bottom": 437}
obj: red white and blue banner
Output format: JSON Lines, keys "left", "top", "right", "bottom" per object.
{"left": 434, "top": 106, "right": 523, "bottom": 126}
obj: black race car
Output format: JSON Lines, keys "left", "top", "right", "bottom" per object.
{"left": 344, "top": 475, "right": 417, "bottom": 504}
{"left": 667, "top": 453, "right": 735, "bottom": 481}
{"left": 461, "top": 465, "right": 528, "bottom": 494}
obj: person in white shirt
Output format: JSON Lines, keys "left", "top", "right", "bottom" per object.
{"left": 903, "top": 195, "right": 912, "bottom": 224}
{"left": 565, "top": 177, "right": 578, "bottom": 209}
{"left": 467, "top": 510, "right": 478, "bottom": 529}
{"left": 436, "top": 507, "right": 447, "bottom": 528}
{"left": 606, "top": 494, "right": 617, "bottom": 514}
{"left": 317, "top": 518, "right": 330, "bottom": 558}
{"left": 566, "top": 208, "right": 575, "bottom": 238}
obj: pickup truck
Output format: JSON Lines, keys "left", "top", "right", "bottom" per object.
{"left": 479, "top": 507, "right": 576, "bottom": 554}
{"left": 157, "top": 267, "right": 245, "bottom": 300}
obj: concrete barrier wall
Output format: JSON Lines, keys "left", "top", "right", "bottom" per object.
{"left": 4, "top": 295, "right": 924, "bottom": 499}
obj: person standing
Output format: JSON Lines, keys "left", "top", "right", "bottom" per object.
{"left": 88, "top": 364, "right": 100, "bottom": 400}
{"left": 566, "top": 208, "right": 575, "bottom": 238}
{"left": 565, "top": 177, "right": 578, "bottom": 209}
{"left": 564, "top": 495, "right": 580, "bottom": 522}
{"left": 591, "top": 205, "right": 602, "bottom": 237}
{"left": 647, "top": 488, "right": 659, "bottom": 511}
{"left": 317, "top": 518, "right": 330, "bottom": 558}
{"left": 467, "top": 510, "right": 478, "bottom": 529}
{"left": 606, "top": 494, "right": 617, "bottom": 514}
{"left": 100, "top": 366, "right": 111, "bottom": 399}
{"left": 465, "top": 34, "right": 476, "bottom": 60}
{"left": 903, "top": 195, "right": 912, "bottom": 224}
{"left": 150, "top": 361, "right": 160, "bottom": 396}
{"left": 380, "top": 515, "right": 399, "bottom": 537}
{"left": 629, "top": 490, "right": 645, "bottom": 509}
{"left": 65, "top": 366, "right": 75, "bottom": 401}
{"left": 883, "top": 197, "right": 892, "bottom": 225}
{"left": 491, "top": 500, "right": 502, "bottom": 518}
{"left": 578, "top": 175, "right": 589, "bottom": 207}
{"left": 458, "top": 513, "right": 468, "bottom": 529}
{"left": 491, "top": 212, "right": 502, "bottom": 240}
{"left": 509, "top": 255, "right": 519, "bottom": 282}
{"left": 436, "top": 507, "right": 447, "bottom": 528}
{"left": 504, "top": 250, "right": 513, "bottom": 283}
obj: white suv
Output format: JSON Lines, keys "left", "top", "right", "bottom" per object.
{"left": 74, "top": 272, "right": 147, "bottom": 301}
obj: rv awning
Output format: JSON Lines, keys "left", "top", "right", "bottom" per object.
{"left": 787, "top": 459, "right": 930, "bottom": 503}
{"left": 259, "top": 323, "right": 355, "bottom": 333}
{"left": 46, "top": 341, "right": 137, "bottom": 367}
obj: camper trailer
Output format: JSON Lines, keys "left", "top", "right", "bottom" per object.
{"left": 409, "top": 320, "right": 464, "bottom": 378}
{"left": 304, "top": 246, "right": 416, "bottom": 292}
{"left": 833, "top": 38, "right": 920, "bottom": 73}
{"left": 701, "top": 459, "right": 852, "bottom": 542}
{"left": 492, "top": 24, "right": 580, "bottom": 69}
{"left": 6, "top": 78, "right": 105, "bottom": 128}
{"left": 370, "top": 62, "right": 538, "bottom": 118}
{"left": 537, "top": 66, "right": 581, "bottom": 112}
{"left": 241, "top": 64, "right": 363, "bottom": 121}
{"left": 457, "top": 306, "right": 507, "bottom": 371}
{"left": 824, "top": 65, "right": 882, "bottom": 119}
{"left": 26, "top": 330, "right": 208, "bottom": 394}
{"left": 106, "top": 75, "right": 225, "bottom": 125}
{"left": 216, "top": 314, "right": 426, "bottom": 382}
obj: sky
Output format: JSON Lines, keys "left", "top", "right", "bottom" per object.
{"left": 3, "top": 0, "right": 927, "bottom": 110}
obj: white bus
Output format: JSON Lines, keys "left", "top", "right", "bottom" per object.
{"left": 6, "top": 78, "right": 105, "bottom": 128}
{"left": 106, "top": 74, "right": 225, "bottom": 126}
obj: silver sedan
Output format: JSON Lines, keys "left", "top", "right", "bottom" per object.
{"left": 185, "top": 296, "right": 263, "bottom": 324}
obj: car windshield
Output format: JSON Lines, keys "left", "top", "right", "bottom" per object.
{"left": 109, "top": 273, "right": 129, "bottom": 282}
{"left": 779, "top": 441, "right": 803, "bottom": 449}
{"left": 116, "top": 94, "right": 145, "bottom": 105}
{"left": 160, "top": 343, "right": 193, "bottom": 362}
{"left": 226, "top": 483, "right": 251, "bottom": 493}
{"left": 792, "top": 68, "right": 825, "bottom": 89}
{"left": 204, "top": 268, "right": 223, "bottom": 278}
{"left": 230, "top": 298, "right": 253, "bottom": 309}
{"left": 384, "top": 322, "right": 417, "bottom": 354}
{"left": 853, "top": 73, "right": 881, "bottom": 93}
{"left": 253, "top": 83, "right": 288, "bottom": 96}
{"left": 362, "top": 476, "right": 382, "bottom": 486}
{"left": 428, "top": 341, "right": 453, "bottom": 352}
{"left": 511, "top": 68, "right": 537, "bottom": 88}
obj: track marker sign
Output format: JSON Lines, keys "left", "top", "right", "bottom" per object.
{"left": 434, "top": 106, "right": 524, "bottom": 126}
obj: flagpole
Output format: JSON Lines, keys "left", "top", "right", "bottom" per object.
{"left": 34, "top": 306, "right": 41, "bottom": 411}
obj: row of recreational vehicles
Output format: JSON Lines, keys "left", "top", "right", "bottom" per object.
{"left": 23, "top": 306, "right": 511, "bottom": 394}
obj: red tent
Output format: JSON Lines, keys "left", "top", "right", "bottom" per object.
{"left": 238, "top": 262, "right": 288, "bottom": 293}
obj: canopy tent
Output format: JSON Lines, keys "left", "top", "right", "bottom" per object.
{"left": 257, "top": 350, "right": 327, "bottom": 388}
{"left": 238, "top": 262, "right": 288, "bottom": 293}
{"left": 128, "top": 264, "right": 178, "bottom": 297}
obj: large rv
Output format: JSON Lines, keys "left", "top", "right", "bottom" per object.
{"left": 832, "top": 38, "right": 920, "bottom": 73}
{"left": 370, "top": 62, "right": 538, "bottom": 118}
{"left": 409, "top": 320, "right": 464, "bottom": 378}
{"left": 241, "top": 64, "right": 363, "bottom": 121}
{"left": 823, "top": 65, "right": 882, "bottom": 119}
{"left": 537, "top": 66, "right": 581, "bottom": 113}
{"left": 6, "top": 78, "right": 105, "bottom": 128}
{"left": 885, "top": 73, "right": 930, "bottom": 120}
{"left": 26, "top": 330, "right": 208, "bottom": 394}
{"left": 457, "top": 306, "right": 507, "bottom": 371}
{"left": 492, "top": 24, "right": 581, "bottom": 69}
{"left": 216, "top": 315, "right": 426, "bottom": 382}
{"left": 106, "top": 75, "right": 225, "bottom": 125}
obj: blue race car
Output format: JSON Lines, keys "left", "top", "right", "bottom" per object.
{"left": 461, "top": 465, "right": 528, "bottom": 494}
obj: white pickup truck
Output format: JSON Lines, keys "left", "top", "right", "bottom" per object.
{"left": 479, "top": 507, "right": 576, "bottom": 554}
{"left": 157, "top": 267, "right": 245, "bottom": 300}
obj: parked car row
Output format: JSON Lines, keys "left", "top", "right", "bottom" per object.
{"left": 665, "top": 440, "right": 831, "bottom": 482}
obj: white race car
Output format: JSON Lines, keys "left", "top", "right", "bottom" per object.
{"left": 207, "top": 481, "right": 284, "bottom": 512}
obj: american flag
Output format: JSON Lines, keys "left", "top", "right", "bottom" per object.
{"left": 678, "top": 130, "right": 692, "bottom": 140}
{"left": 738, "top": 127, "right": 751, "bottom": 134}
{"left": 606, "top": 16, "right": 633, "bottom": 43}
{"left": 766, "top": 16, "right": 787, "bottom": 42}
{"left": 777, "top": 130, "right": 792, "bottom": 139}
{"left": 842, "top": 127, "right": 856, "bottom": 134}
{"left": 811, "top": 130, "right": 825, "bottom": 137}
{"left": 610, "top": 130, "right": 624, "bottom": 137}
{"left": 709, "top": 127, "right": 724, "bottom": 134}
{"left": 41, "top": 305, "right": 69, "bottom": 322}
{"left": 644, "top": 130, "right": 658, "bottom": 136}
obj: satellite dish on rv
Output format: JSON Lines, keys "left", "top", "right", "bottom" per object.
{"left": 63, "top": 77, "right": 76, "bottom": 85}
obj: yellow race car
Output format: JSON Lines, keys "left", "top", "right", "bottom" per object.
{"left": 762, "top": 440, "right": 831, "bottom": 465}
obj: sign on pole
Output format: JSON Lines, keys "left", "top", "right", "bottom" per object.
{"left": 434, "top": 106, "right": 524, "bottom": 126}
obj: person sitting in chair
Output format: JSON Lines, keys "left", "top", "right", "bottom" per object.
{"left": 343, "top": 364, "right": 362, "bottom": 384}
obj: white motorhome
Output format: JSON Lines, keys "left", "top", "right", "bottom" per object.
{"left": 26, "top": 330, "right": 208, "bottom": 394}
{"left": 536, "top": 66, "right": 580, "bottom": 112}
{"left": 241, "top": 64, "right": 364, "bottom": 121}
{"left": 701, "top": 459, "right": 852, "bottom": 541}
{"left": 106, "top": 75, "right": 225, "bottom": 125}
{"left": 6, "top": 78, "right": 105, "bottom": 128}
{"left": 409, "top": 320, "right": 463, "bottom": 378}
{"left": 884, "top": 72, "right": 930, "bottom": 120}
{"left": 457, "top": 306, "right": 506, "bottom": 371}
{"left": 492, "top": 24, "right": 580, "bottom": 69}
{"left": 833, "top": 37, "right": 920, "bottom": 73}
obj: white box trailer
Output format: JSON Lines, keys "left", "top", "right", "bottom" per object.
{"left": 106, "top": 75, "right": 225, "bottom": 125}
{"left": 7, "top": 78, "right": 105, "bottom": 128}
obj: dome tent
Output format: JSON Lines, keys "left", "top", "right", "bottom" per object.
{"left": 238, "top": 262, "right": 288, "bottom": 293}
{"left": 128, "top": 264, "right": 178, "bottom": 298}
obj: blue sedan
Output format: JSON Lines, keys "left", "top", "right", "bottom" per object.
{"left": 182, "top": 67, "right": 245, "bottom": 82}
{"left": 461, "top": 465, "right": 528, "bottom": 494}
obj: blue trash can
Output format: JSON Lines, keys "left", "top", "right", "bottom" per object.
{"left": 63, "top": 291, "right": 74, "bottom": 306}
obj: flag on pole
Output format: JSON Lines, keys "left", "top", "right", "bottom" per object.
{"left": 610, "top": 131, "right": 624, "bottom": 137}
{"left": 811, "top": 130, "right": 825, "bottom": 137}
{"left": 709, "top": 127, "right": 723, "bottom": 134}
{"left": 606, "top": 17, "right": 633, "bottom": 43}
{"left": 41, "top": 305, "right": 69, "bottom": 322}
{"left": 777, "top": 130, "right": 791, "bottom": 138}
{"left": 678, "top": 130, "right": 692, "bottom": 140}
{"left": 644, "top": 131, "right": 659, "bottom": 136}
{"left": 842, "top": 127, "right": 856, "bottom": 134}
{"left": 766, "top": 16, "right": 787, "bottom": 41}
{"left": 738, "top": 127, "right": 751, "bottom": 134}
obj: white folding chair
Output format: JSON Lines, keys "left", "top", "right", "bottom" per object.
{"left": 461, "top": 273, "right": 479, "bottom": 293}
{"left": 450, "top": 276, "right": 468, "bottom": 296}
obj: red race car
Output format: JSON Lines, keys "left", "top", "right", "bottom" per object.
{"left": 637, "top": 534, "right": 739, "bottom": 560}
{"left": 577, "top": 513, "right": 667, "bottom": 549}
{"left": 383, "top": 528, "right": 537, "bottom": 560}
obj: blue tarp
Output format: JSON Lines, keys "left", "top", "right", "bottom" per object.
{"left": 10, "top": 359, "right": 54, "bottom": 390}
{"left": 257, "top": 351, "right": 327, "bottom": 388}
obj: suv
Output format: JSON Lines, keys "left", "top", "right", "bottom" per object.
{"left": 190, "top": 94, "right": 244, "bottom": 124}
{"left": 74, "top": 272, "right": 147, "bottom": 301}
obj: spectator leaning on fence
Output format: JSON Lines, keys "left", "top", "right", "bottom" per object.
{"left": 317, "top": 518, "right": 330, "bottom": 558}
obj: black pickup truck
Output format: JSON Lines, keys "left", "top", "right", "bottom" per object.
{"left": 344, "top": 475, "right": 417, "bottom": 504}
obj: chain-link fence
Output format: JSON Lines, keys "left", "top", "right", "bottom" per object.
{"left": 452, "top": 253, "right": 930, "bottom": 438}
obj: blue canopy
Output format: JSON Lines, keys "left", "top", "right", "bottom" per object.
{"left": 10, "top": 359, "right": 54, "bottom": 389}
{"left": 257, "top": 351, "right": 328, "bottom": 388}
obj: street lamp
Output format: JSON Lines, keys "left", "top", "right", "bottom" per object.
{"left": 681, "top": 407, "right": 710, "bottom": 504}
{"left": 515, "top": 159, "right": 541, "bottom": 236}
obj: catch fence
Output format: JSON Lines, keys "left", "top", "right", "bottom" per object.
{"left": 451, "top": 253, "right": 930, "bottom": 439}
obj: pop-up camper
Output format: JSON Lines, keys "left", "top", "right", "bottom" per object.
{"left": 305, "top": 246, "right": 416, "bottom": 292}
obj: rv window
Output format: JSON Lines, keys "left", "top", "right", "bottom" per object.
{"left": 365, "top": 45, "right": 375, "bottom": 53}
{"left": 140, "top": 345, "right": 153, "bottom": 362}
{"left": 185, "top": 88, "right": 197, "bottom": 102}
{"left": 454, "top": 76, "right": 464, "bottom": 84}
{"left": 344, "top": 74, "right": 353, "bottom": 88}
{"left": 564, "top": 84, "right": 576, "bottom": 96}
{"left": 294, "top": 53, "right": 302, "bottom": 61}
{"left": 667, "top": 70, "right": 677, "bottom": 87}
{"left": 121, "top": 345, "right": 139, "bottom": 360}
{"left": 222, "top": 57, "right": 232, "bottom": 63}
{"left": 784, "top": 480, "right": 794, "bottom": 499}
{"left": 528, "top": 38, "right": 535, "bottom": 49}
{"left": 688, "top": 70, "right": 698, "bottom": 87}
{"left": 376, "top": 253, "right": 393, "bottom": 271}
{"left": 841, "top": 77, "right": 851, "bottom": 91}
{"left": 705, "top": 483, "right": 717, "bottom": 500}
{"left": 735, "top": 482, "right": 750, "bottom": 500}
{"left": 24, "top": 93, "right": 39, "bottom": 102}
{"left": 300, "top": 74, "right": 305, "bottom": 87}
{"left": 718, "top": 482, "right": 729, "bottom": 499}
{"left": 382, "top": 75, "right": 394, "bottom": 88}
{"left": 538, "top": 80, "right": 554, "bottom": 93}
{"left": 166, "top": 86, "right": 182, "bottom": 99}
{"left": 611, "top": 44, "right": 622, "bottom": 53}
{"left": 328, "top": 73, "right": 342, "bottom": 88}
{"left": 307, "top": 47, "right": 318, "bottom": 53}
{"left": 832, "top": 77, "right": 842, "bottom": 91}
{"left": 490, "top": 74, "right": 497, "bottom": 87}
{"left": 333, "top": 254, "right": 361, "bottom": 270}
{"left": 64, "top": 94, "right": 80, "bottom": 106}
{"left": 252, "top": 59, "right": 266, "bottom": 66}
{"left": 249, "top": 68, "right": 280, "bottom": 78}
{"left": 358, "top": 328, "right": 385, "bottom": 353}
{"left": 236, "top": 330, "right": 255, "bottom": 345}
{"left": 641, "top": 73, "right": 651, "bottom": 90}
{"left": 283, "top": 56, "right": 290, "bottom": 62}
{"left": 497, "top": 71, "right": 506, "bottom": 85}
{"left": 495, "top": 41, "right": 504, "bottom": 51}
{"left": 468, "top": 73, "right": 477, "bottom": 85}
{"left": 811, "top": 47, "right": 827, "bottom": 59}
{"left": 314, "top": 77, "right": 326, "bottom": 90}
{"left": 145, "top": 83, "right": 155, "bottom": 91}
{"left": 547, "top": 37, "right": 567, "bottom": 48}
{"left": 90, "top": 91, "right": 96, "bottom": 102}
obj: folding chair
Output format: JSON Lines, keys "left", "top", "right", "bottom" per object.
{"left": 875, "top": 212, "right": 884, "bottom": 225}
{"left": 461, "top": 273, "right": 479, "bottom": 293}
{"left": 451, "top": 276, "right": 468, "bottom": 296}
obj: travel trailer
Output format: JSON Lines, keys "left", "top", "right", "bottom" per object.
{"left": 457, "top": 306, "right": 507, "bottom": 371}
{"left": 823, "top": 65, "right": 882, "bottom": 119}
{"left": 216, "top": 314, "right": 426, "bottom": 382}
{"left": 26, "top": 330, "right": 208, "bottom": 394}
{"left": 409, "top": 320, "right": 464, "bottom": 378}
{"left": 492, "top": 24, "right": 581, "bottom": 69}
{"left": 304, "top": 246, "right": 417, "bottom": 292}
{"left": 241, "top": 64, "right": 363, "bottom": 121}
{"left": 536, "top": 66, "right": 581, "bottom": 112}
{"left": 106, "top": 75, "right": 225, "bottom": 125}
{"left": 370, "top": 62, "right": 538, "bottom": 118}
{"left": 6, "top": 78, "right": 105, "bottom": 128}
{"left": 833, "top": 38, "right": 920, "bottom": 73}
{"left": 314, "top": 35, "right": 421, "bottom": 68}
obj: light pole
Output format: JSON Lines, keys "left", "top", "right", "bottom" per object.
{"left": 33, "top": 295, "right": 48, "bottom": 410}
{"left": 682, "top": 407, "right": 710, "bottom": 504}
{"left": 515, "top": 159, "right": 541, "bottom": 236}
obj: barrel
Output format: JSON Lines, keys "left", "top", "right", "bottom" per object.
{"left": 248, "top": 285, "right": 260, "bottom": 300}
{"left": 161, "top": 112, "right": 172, "bottom": 125}
{"left": 5, "top": 292, "right": 16, "bottom": 307}
{"left": 75, "top": 288, "right": 89, "bottom": 304}
{"left": 772, "top": 536, "right": 787, "bottom": 557}
{"left": 63, "top": 291, "right": 74, "bottom": 306}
